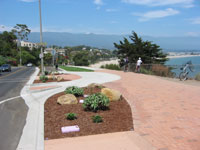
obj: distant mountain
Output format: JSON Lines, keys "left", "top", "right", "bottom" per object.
{"left": 28, "top": 32, "right": 200, "bottom": 51}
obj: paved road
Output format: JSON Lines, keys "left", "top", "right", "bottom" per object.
{"left": 0, "top": 67, "right": 35, "bottom": 150}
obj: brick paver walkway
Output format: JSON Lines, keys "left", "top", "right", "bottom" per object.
{"left": 98, "top": 70, "right": 200, "bottom": 150}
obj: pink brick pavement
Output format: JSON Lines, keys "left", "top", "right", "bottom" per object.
{"left": 97, "top": 69, "right": 200, "bottom": 150}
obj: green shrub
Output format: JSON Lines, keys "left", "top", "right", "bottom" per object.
{"left": 195, "top": 73, "right": 200, "bottom": 81}
{"left": 65, "top": 113, "right": 77, "bottom": 120}
{"left": 0, "top": 56, "right": 6, "bottom": 66}
{"left": 65, "top": 86, "right": 84, "bottom": 96}
{"left": 151, "top": 64, "right": 174, "bottom": 77}
{"left": 45, "top": 71, "right": 49, "bottom": 75}
{"left": 100, "top": 65, "right": 105, "bottom": 68}
{"left": 39, "top": 75, "right": 48, "bottom": 83}
{"left": 100, "top": 64, "right": 120, "bottom": 70}
{"left": 73, "top": 52, "right": 89, "bottom": 66}
{"left": 92, "top": 115, "right": 103, "bottom": 123}
{"left": 83, "top": 93, "right": 109, "bottom": 112}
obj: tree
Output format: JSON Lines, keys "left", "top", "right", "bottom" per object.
{"left": 12, "top": 24, "right": 31, "bottom": 65}
{"left": 12, "top": 24, "right": 31, "bottom": 41}
{"left": 114, "top": 31, "right": 168, "bottom": 66}
{"left": 44, "top": 53, "right": 52, "bottom": 65}
{"left": 0, "top": 31, "right": 17, "bottom": 57}
{"left": 73, "top": 51, "right": 89, "bottom": 66}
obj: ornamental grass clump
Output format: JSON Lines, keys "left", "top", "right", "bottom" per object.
{"left": 39, "top": 75, "right": 48, "bottom": 83}
{"left": 92, "top": 115, "right": 103, "bottom": 123}
{"left": 83, "top": 93, "right": 109, "bottom": 112}
{"left": 65, "top": 113, "right": 77, "bottom": 120}
{"left": 65, "top": 86, "right": 84, "bottom": 96}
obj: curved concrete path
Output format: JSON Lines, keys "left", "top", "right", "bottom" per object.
{"left": 17, "top": 68, "right": 121, "bottom": 150}
{"left": 97, "top": 69, "right": 200, "bottom": 150}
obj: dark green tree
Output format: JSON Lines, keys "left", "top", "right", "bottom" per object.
{"left": 73, "top": 51, "right": 89, "bottom": 66}
{"left": 114, "top": 31, "right": 168, "bottom": 66}
{"left": 0, "top": 31, "right": 17, "bottom": 57}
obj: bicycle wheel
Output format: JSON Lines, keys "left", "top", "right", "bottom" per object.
{"left": 179, "top": 72, "right": 187, "bottom": 81}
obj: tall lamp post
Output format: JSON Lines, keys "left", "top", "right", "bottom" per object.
{"left": 39, "top": 0, "right": 44, "bottom": 75}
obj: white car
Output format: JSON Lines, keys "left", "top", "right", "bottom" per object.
{"left": 27, "top": 63, "right": 33, "bottom": 67}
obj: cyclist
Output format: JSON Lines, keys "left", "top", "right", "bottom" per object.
{"left": 136, "top": 57, "right": 142, "bottom": 73}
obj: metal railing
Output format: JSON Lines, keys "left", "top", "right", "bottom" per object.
{"left": 122, "top": 63, "right": 200, "bottom": 80}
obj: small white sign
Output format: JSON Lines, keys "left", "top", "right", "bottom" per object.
{"left": 61, "top": 125, "right": 80, "bottom": 133}
{"left": 79, "top": 100, "right": 84, "bottom": 103}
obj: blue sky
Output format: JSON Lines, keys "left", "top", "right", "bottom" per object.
{"left": 0, "top": 0, "right": 200, "bottom": 37}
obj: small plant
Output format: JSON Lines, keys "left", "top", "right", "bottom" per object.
{"left": 44, "top": 71, "right": 49, "bottom": 75}
{"left": 65, "top": 113, "right": 77, "bottom": 120}
{"left": 39, "top": 75, "right": 48, "bottom": 83}
{"left": 83, "top": 93, "right": 109, "bottom": 112}
{"left": 101, "top": 64, "right": 120, "bottom": 70}
{"left": 65, "top": 86, "right": 84, "bottom": 96}
{"left": 92, "top": 115, "right": 103, "bottom": 123}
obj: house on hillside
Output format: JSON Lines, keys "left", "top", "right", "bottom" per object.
{"left": 44, "top": 48, "right": 65, "bottom": 56}
{"left": 20, "top": 41, "right": 39, "bottom": 50}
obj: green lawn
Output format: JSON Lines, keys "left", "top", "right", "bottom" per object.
{"left": 59, "top": 66, "right": 94, "bottom": 72}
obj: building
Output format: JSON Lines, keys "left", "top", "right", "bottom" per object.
{"left": 20, "top": 41, "right": 39, "bottom": 50}
{"left": 44, "top": 48, "right": 65, "bottom": 56}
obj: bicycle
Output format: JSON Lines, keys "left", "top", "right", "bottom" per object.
{"left": 179, "top": 61, "right": 194, "bottom": 81}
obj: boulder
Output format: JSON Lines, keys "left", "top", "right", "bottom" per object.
{"left": 57, "top": 76, "right": 63, "bottom": 82}
{"left": 101, "top": 88, "right": 121, "bottom": 101}
{"left": 87, "top": 83, "right": 103, "bottom": 88}
{"left": 57, "top": 94, "right": 78, "bottom": 105}
{"left": 48, "top": 75, "right": 53, "bottom": 80}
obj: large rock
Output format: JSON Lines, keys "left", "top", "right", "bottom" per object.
{"left": 87, "top": 83, "right": 103, "bottom": 88}
{"left": 57, "top": 76, "right": 63, "bottom": 82}
{"left": 101, "top": 88, "right": 121, "bottom": 101}
{"left": 57, "top": 94, "right": 78, "bottom": 105}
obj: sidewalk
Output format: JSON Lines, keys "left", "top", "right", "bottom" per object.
{"left": 98, "top": 69, "right": 200, "bottom": 150}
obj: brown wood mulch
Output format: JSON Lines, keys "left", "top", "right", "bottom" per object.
{"left": 44, "top": 86, "right": 133, "bottom": 140}
{"left": 33, "top": 78, "right": 70, "bottom": 84}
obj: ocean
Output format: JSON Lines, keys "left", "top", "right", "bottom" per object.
{"left": 165, "top": 56, "right": 200, "bottom": 78}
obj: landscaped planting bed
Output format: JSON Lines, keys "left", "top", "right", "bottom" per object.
{"left": 44, "top": 85, "right": 133, "bottom": 140}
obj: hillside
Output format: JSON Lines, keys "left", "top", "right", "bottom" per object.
{"left": 27, "top": 32, "right": 200, "bottom": 51}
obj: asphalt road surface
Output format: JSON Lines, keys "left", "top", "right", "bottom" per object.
{"left": 0, "top": 66, "right": 35, "bottom": 150}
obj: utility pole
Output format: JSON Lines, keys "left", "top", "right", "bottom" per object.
{"left": 39, "top": 0, "right": 44, "bottom": 75}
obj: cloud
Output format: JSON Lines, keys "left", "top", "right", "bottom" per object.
{"left": 19, "top": 0, "right": 37, "bottom": 2}
{"left": 94, "top": 0, "right": 103, "bottom": 5}
{"left": 190, "top": 17, "right": 200, "bottom": 24}
{"left": 186, "top": 32, "right": 200, "bottom": 37}
{"left": 106, "top": 9, "right": 118, "bottom": 12}
{"left": 122, "top": 0, "right": 194, "bottom": 8}
{"left": 0, "top": 25, "right": 12, "bottom": 32}
{"left": 133, "top": 8, "right": 179, "bottom": 22}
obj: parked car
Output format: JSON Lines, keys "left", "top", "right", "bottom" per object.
{"left": 27, "top": 63, "right": 33, "bottom": 67}
{"left": 0, "top": 64, "right": 11, "bottom": 72}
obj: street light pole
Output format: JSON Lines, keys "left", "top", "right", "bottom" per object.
{"left": 39, "top": 0, "right": 44, "bottom": 75}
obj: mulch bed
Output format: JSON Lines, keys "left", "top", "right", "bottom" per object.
{"left": 33, "top": 78, "right": 70, "bottom": 84}
{"left": 44, "top": 86, "right": 133, "bottom": 140}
